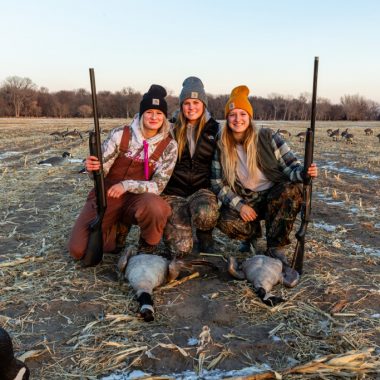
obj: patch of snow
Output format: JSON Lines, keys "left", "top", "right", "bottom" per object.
{"left": 187, "top": 337, "right": 198, "bottom": 346}
{"left": 68, "top": 158, "right": 84, "bottom": 163}
{"left": 313, "top": 222, "right": 336, "bottom": 232}
{"left": 101, "top": 364, "right": 272, "bottom": 380}
{"left": 0, "top": 151, "right": 23, "bottom": 159}
{"left": 326, "top": 201, "right": 345, "bottom": 206}
{"left": 320, "top": 163, "right": 379, "bottom": 180}
{"left": 102, "top": 370, "right": 150, "bottom": 380}
{"left": 346, "top": 241, "right": 380, "bottom": 258}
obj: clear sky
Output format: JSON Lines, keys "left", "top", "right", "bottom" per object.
{"left": 1, "top": 0, "right": 379, "bottom": 103}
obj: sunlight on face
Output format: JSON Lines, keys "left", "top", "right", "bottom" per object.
{"left": 182, "top": 99, "right": 204, "bottom": 124}
{"left": 227, "top": 109, "right": 250, "bottom": 136}
{"left": 142, "top": 109, "right": 164, "bottom": 137}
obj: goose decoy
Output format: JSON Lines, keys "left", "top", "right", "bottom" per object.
{"left": 277, "top": 129, "right": 291, "bottom": 139}
{"left": 62, "top": 129, "right": 83, "bottom": 140}
{"left": 329, "top": 128, "right": 340, "bottom": 141}
{"left": 344, "top": 133, "right": 354, "bottom": 144}
{"left": 227, "top": 255, "right": 299, "bottom": 307}
{"left": 118, "top": 247, "right": 216, "bottom": 322}
{"left": 0, "top": 327, "right": 30, "bottom": 380}
{"left": 296, "top": 132, "right": 306, "bottom": 142}
{"left": 376, "top": 133, "right": 380, "bottom": 143}
{"left": 49, "top": 131, "right": 64, "bottom": 139}
{"left": 37, "top": 152, "right": 71, "bottom": 166}
{"left": 364, "top": 128, "right": 373, "bottom": 136}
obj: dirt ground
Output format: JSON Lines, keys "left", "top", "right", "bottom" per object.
{"left": 0, "top": 118, "right": 379, "bottom": 379}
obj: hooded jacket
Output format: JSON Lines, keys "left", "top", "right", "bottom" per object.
{"left": 100, "top": 114, "right": 178, "bottom": 194}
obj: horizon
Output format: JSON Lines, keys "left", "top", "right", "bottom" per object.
{"left": 1, "top": 0, "right": 379, "bottom": 103}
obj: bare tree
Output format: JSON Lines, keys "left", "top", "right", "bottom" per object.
{"left": 2, "top": 76, "right": 37, "bottom": 117}
{"left": 316, "top": 97, "right": 332, "bottom": 121}
{"left": 268, "top": 93, "right": 283, "bottom": 120}
{"left": 341, "top": 94, "right": 370, "bottom": 121}
{"left": 282, "top": 95, "right": 294, "bottom": 120}
{"left": 78, "top": 104, "right": 92, "bottom": 118}
{"left": 296, "top": 93, "right": 310, "bottom": 120}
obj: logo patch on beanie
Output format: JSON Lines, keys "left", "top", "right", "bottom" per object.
{"left": 229, "top": 102, "right": 235, "bottom": 110}
{"left": 191, "top": 92, "right": 199, "bottom": 99}
{"left": 152, "top": 99, "right": 160, "bottom": 105}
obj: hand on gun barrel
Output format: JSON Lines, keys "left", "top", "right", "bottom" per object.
{"left": 307, "top": 163, "right": 318, "bottom": 178}
{"left": 85, "top": 155, "right": 100, "bottom": 172}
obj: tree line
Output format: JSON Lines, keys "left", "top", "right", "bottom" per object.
{"left": 1, "top": 76, "right": 379, "bottom": 121}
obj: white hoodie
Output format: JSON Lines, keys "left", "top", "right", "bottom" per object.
{"left": 100, "top": 114, "right": 178, "bottom": 194}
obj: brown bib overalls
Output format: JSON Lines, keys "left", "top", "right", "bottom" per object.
{"left": 68, "top": 126, "right": 172, "bottom": 259}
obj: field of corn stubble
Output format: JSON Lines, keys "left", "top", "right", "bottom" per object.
{"left": 0, "top": 118, "right": 379, "bottom": 379}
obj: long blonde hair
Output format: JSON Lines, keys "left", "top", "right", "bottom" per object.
{"left": 218, "top": 120, "right": 259, "bottom": 190}
{"left": 174, "top": 109, "right": 207, "bottom": 160}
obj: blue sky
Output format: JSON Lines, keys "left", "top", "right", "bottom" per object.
{"left": 1, "top": 0, "right": 379, "bottom": 103}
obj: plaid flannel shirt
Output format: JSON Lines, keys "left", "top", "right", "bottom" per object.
{"left": 211, "top": 131, "right": 304, "bottom": 212}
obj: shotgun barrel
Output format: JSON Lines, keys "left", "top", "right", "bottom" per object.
{"left": 82, "top": 68, "right": 107, "bottom": 267}
{"left": 291, "top": 57, "right": 319, "bottom": 274}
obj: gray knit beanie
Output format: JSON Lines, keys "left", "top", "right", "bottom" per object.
{"left": 179, "top": 76, "right": 208, "bottom": 107}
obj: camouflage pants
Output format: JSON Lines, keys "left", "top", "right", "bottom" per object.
{"left": 162, "top": 189, "right": 219, "bottom": 256}
{"left": 218, "top": 182, "right": 302, "bottom": 248}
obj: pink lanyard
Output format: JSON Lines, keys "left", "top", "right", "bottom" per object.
{"left": 143, "top": 140, "right": 149, "bottom": 180}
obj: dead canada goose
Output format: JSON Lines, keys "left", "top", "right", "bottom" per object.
{"left": 0, "top": 327, "right": 30, "bottom": 380}
{"left": 118, "top": 247, "right": 216, "bottom": 322}
{"left": 364, "top": 128, "right": 373, "bottom": 136}
{"left": 326, "top": 128, "right": 332, "bottom": 135}
{"left": 37, "top": 151, "right": 71, "bottom": 166}
{"left": 227, "top": 255, "right": 299, "bottom": 306}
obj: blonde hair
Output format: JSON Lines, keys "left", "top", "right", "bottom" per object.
{"left": 218, "top": 120, "right": 259, "bottom": 190}
{"left": 174, "top": 108, "right": 207, "bottom": 160}
{"left": 139, "top": 113, "right": 171, "bottom": 137}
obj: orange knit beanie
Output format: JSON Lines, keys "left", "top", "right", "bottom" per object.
{"left": 224, "top": 85, "right": 253, "bottom": 118}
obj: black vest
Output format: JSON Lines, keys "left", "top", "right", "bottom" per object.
{"left": 164, "top": 118, "right": 220, "bottom": 197}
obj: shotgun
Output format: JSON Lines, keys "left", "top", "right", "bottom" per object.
{"left": 291, "top": 57, "right": 319, "bottom": 274}
{"left": 82, "top": 68, "right": 107, "bottom": 267}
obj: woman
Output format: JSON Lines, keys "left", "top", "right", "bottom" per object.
{"left": 211, "top": 85, "right": 318, "bottom": 264}
{"left": 69, "top": 84, "right": 178, "bottom": 262}
{"left": 162, "top": 76, "right": 220, "bottom": 256}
